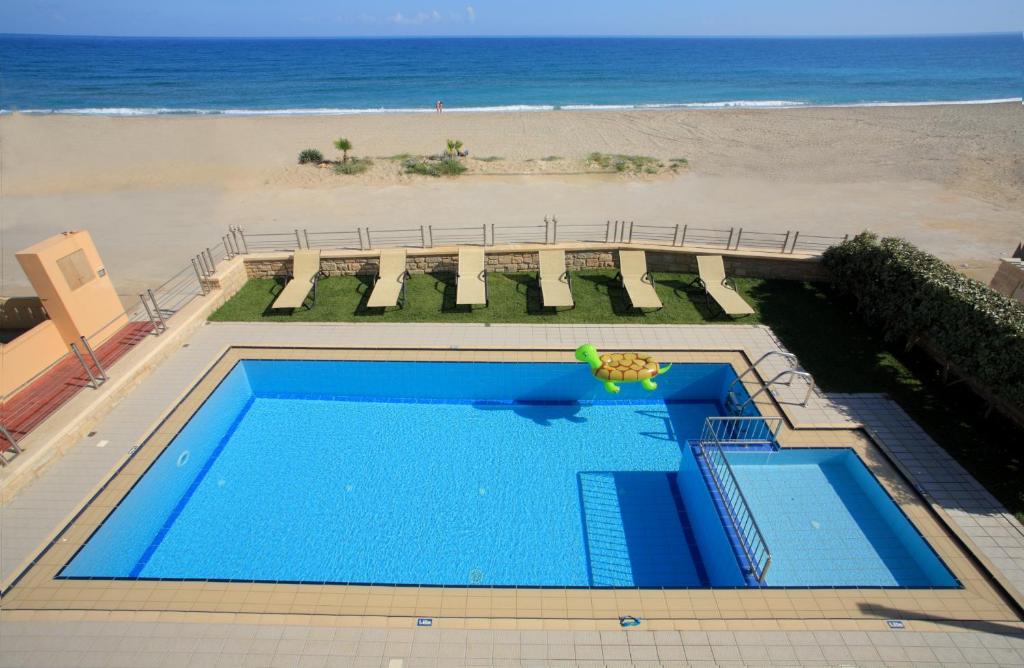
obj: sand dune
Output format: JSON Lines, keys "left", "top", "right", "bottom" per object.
{"left": 2, "top": 103, "right": 1022, "bottom": 296}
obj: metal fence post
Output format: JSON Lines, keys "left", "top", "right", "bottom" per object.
{"left": 481, "top": 224, "right": 487, "bottom": 246}
{"left": 489, "top": 224, "right": 495, "bottom": 247}
{"left": 191, "top": 259, "right": 208, "bottom": 294}
{"left": 303, "top": 229, "right": 311, "bottom": 249}
{"left": 790, "top": 231, "right": 800, "bottom": 254}
{"left": 627, "top": 221, "right": 634, "bottom": 243}
{"left": 427, "top": 225, "right": 434, "bottom": 248}
{"left": 604, "top": 221, "right": 611, "bottom": 243}
{"left": 419, "top": 226, "right": 426, "bottom": 248}
{"left": 140, "top": 293, "right": 161, "bottom": 327}
{"left": 726, "top": 227, "right": 735, "bottom": 250}
{"left": 365, "top": 229, "right": 373, "bottom": 249}
{"left": 782, "top": 230, "right": 791, "bottom": 254}
{"left": 734, "top": 228, "right": 744, "bottom": 251}
{"left": 79, "top": 336, "right": 108, "bottom": 380}
{"left": 552, "top": 216, "right": 558, "bottom": 244}
{"left": 205, "top": 248, "right": 215, "bottom": 273}
{"left": 543, "top": 216, "right": 550, "bottom": 244}
{"left": 70, "top": 343, "right": 100, "bottom": 389}
{"left": 0, "top": 425, "right": 21, "bottom": 456}
{"left": 672, "top": 224, "right": 680, "bottom": 247}
{"left": 680, "top": 224, "right": 688, "bottom": 247}
{"left": 238, "top": 227, "right": 249, "bottom": 254}
{"left": 147, "top": 289, "right": 168, "bottom": 331}
{"left": 294, "top": 229, "right": 302, "bottom": 249}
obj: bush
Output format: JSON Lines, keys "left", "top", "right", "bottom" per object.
{"left": 332, "top": 157, "right": 372, "bottom": 175}
{"left": 587, "top": 152, "right": 662, "bottom": 173}
{"left": 298, "top": 148, "right": 323, "bottom": 164}
{"left": 436, "top": 157, "right": 467, "bottom": 175}
{"left": 403, "top": 157, "right": 467, "bottom": 177}
{"left": 823, "top": 233, "right": 1024, "bottom": 409}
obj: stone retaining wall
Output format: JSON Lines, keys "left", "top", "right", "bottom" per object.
{"left": 244, "top": 246, "right": 828, "bottom": 282}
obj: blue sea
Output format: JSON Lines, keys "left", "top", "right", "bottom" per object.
{"left": 1, "top": 33, "right": 1020, "bottom": 115}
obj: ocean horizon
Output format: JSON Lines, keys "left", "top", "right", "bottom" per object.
{"left": 1, "top": 33, "right": 1020, "bottom": 115}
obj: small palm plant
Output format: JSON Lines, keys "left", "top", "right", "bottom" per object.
{"left": 446, "top": 139, "right": 464, "bottom": 158}
{"left": 334, "top": 137, "right": 352, "bottom": 162}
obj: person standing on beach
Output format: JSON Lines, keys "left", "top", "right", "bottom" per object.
{"left": 436, "top": 100, "right": 444, "bottom": 113}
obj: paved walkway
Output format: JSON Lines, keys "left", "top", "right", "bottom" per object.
{"left": 1, "top": 322, "right": 1023, "bottom": 666}
{"left": 1, "top": 616, "right": 1023, "bottom": 667}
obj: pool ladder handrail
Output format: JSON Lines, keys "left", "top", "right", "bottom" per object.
{"left": 737, "top": 369, "right": 816, "bottom": 412}
{"left": 698, "top": 418, "right": 772, "bottom": 582}
{"left": 727, "top": 351, "right": 798, "bottom": 396}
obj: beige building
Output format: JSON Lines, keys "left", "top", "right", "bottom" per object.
{"left": 1, "top": 231, "right": 127, "bottom": 396}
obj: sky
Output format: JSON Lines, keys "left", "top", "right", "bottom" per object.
{"left": 1, "top": 0, "right": 1022, "bottom": 37}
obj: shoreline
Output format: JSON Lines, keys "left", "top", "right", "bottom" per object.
{"left": 3, "top": 97, "right": 1022, "bottom": 116}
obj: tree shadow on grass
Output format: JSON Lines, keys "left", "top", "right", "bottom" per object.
{"left": 745, "top": 280, "right": 902, "bottom": 391}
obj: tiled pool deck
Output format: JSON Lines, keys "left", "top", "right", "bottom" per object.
{"left": 1, "top": 322, "right": 1023, "bottom": 667}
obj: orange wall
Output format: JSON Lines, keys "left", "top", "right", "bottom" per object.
{"left": 0, "top": 320, "right": 67, "bottom": 397}
{"left": 15, "top": 230, "right": 127, "bottom": 348}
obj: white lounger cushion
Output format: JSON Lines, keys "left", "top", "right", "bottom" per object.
{"left": 271, "top": 249, "right": 322, "bottom": 309}
{"left": 367, "top": 249, "right": 408, "bottom": 308}
{"left": 539, "top": 249, "right": 573, "bottom": 308}
{"left": 456, "top": 247, "right": 487, "bottom": 306}
{"left": 697, "top": 255, "right": 755, "bottom": 316}
{"left": 618, "top": 250, "right": 662, "bottom": 309}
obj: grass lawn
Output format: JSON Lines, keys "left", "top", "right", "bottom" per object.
{"left": 211, "top": 270, "right": 1023, "bottom": 520}
{"left": 209, "top": 269, "right": 756, "bottom": 325}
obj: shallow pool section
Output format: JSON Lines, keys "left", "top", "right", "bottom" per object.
{"left": 727, "top": 450, "right": 958, "bottom": 587}
{"left": 61, "top": 359, "right": 956, "bottom": 588}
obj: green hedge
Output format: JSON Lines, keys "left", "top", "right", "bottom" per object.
{"left": 823, "top": 233, "right": 1024, "bottom": 410}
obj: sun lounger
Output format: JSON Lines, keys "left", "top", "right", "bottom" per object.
{"left": 367, "top": 249, "right": 409, "bottom": 309}
{"left": 456, "top": 247, "right": 488, "bottom": 307}
{"left": 694, "top": 255, "right": 755, "bottom": 316}
{"left": 617, "top": 251, "right": 662, "bottom": 311}
{"left": 271, "top": 249, "right": 324, "bottom": 310}
{"left": 539, "top": 249, "right": 574, "bottom": 309}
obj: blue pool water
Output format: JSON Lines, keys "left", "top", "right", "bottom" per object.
{"left": 62, "top": 360, "right": 957, "bottom": 588}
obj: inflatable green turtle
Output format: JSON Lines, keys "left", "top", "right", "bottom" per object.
{"left": 575, "top": 344, "right": 672, "bottom": 394}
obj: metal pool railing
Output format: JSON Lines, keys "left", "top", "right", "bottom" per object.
{"left": 223, "top": 220, "right": 849, "bottom": 255}
{"left": 696, "top": 416, "right": 777, "bottom": 582}
{"left": 702, "top": 414, "right": 782, "bottom": 446}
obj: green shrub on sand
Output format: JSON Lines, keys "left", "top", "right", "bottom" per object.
{"left": 332, "top": 157, "right": 372, "bottom": 175}
{"left": 298, "top": 148, "right": 323, "bottom": 164}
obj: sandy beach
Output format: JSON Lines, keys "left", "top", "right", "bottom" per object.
{"left": 2, "top": 103, "right": 1021, "bottom": 297}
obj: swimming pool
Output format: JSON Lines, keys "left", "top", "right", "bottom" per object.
{"left": 61, "top": 359, "right": 956, "bottom": 589}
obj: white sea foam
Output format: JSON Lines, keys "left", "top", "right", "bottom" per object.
{"left": 2, "top": 98, "right": 1019, "bottom": 116}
